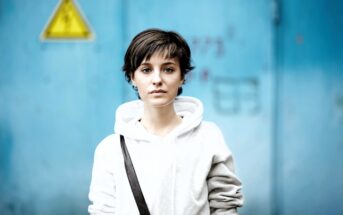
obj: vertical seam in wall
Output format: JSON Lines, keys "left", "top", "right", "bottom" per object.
{"left": 271, "top": 0, "right": 283, "bottom": 214}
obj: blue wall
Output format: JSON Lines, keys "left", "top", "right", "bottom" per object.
{"left": 0, "top": 0, "right": 342, "bottom": 214}
{"left": 274, "top": 0, "right": 343, "bottom": 214}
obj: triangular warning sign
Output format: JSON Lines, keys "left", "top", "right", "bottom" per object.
{"left": 41, "top": 0, "right": 93, "bottom": 40}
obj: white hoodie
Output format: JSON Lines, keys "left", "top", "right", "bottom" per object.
{"left": 88, "top": 96, "right": 243, "bottom": 215}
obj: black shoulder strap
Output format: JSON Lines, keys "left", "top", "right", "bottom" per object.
{"left": 120, "top": 135, "right": 150, "bottom": 215}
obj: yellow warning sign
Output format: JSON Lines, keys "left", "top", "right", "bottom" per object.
{"left": 41, "top": 0, "right": 93, "bottom": 40}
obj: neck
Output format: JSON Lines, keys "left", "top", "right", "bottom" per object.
{"left": 141, "top": 103, "right": 182, "bottom": 137}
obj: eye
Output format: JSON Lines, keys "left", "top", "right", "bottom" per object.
{"left": 140, "top": 67, "right": 151, "bottom": 74}
{"left": 164, "top": 67, "right": 175, "bottom": 73}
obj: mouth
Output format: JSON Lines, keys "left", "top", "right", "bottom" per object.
{"left": 150, "top": 89, "right": 167, "bottom": 94}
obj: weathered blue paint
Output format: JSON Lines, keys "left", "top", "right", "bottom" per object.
{"left": 274, "top": 0, "right": 343, "bottom": 214}
{"left": 0, "top": 0, "right": 125, "bottom": 214}
{"left": 0, "top": 0, "right": 342, "bottom": 214}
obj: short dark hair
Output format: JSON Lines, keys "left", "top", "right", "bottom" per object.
{"left": 122, "top": 28, "right": 194, "bottom": 96}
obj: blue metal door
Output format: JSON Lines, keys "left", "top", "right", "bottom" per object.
{"left": 0, "top": 1, "right": 274, "bottom": 213}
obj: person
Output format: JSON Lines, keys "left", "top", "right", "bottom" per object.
{"left": 88, "top": 28, "right": 243, "bottom": 215}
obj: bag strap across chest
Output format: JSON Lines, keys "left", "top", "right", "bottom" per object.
{"left": 120, "top": 135, "right": 150, "bottom": 215}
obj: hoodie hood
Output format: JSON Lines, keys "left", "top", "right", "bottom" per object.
{"left": 114, "top": 96, "right": 203, "bottom": 140}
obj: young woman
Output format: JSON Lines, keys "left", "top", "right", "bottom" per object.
{"left": 88, "top": 29, "right": 243, "bottom": 215}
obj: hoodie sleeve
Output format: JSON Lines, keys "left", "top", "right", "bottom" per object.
{"left": 206, "top": 123, "right": 244, "bottom": 215}
{"left": 88, "top": 136, "right": 116, "bottom": 214}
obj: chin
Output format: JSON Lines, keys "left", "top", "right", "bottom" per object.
{"left": 144, "top": 97, "right": 175, "bottom": 108}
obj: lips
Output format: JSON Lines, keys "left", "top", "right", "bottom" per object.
{"left": 150, "top": 89, "right": 167, "bottom": 94}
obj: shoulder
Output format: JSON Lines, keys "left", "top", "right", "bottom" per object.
{"left": 94, "top": 134, "right": 120, "bottom": 157}
{"left": 195, "top": 121, "right": 226, "bottom": 145}
{"left": 197, "top": 121, "right": 231, "bottom": 154}
{"left": 198, "top": 121, "right": 223, "bottom": 137}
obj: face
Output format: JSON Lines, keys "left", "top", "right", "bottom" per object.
{"left": 131, "top": 53, "right": 184, "bottom": 108}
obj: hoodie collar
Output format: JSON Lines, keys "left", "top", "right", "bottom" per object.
{"left": 114, "top": 96, "right": 203, "bottom": 141}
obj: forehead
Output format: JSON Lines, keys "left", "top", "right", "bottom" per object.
{"left": 141, "top": 51, "right": 179, "bottom": 64}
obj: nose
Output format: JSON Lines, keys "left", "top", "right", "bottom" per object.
{"left": 152, "top": 70, "right": 162, "bottom": 86}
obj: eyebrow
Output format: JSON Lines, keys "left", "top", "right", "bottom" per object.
{"left": 140, "top": 61, "right": 177, "bottom": 66}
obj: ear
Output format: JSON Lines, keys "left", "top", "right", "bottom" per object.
{"left": 130, "top": 74, "right": 136, "bottom": 85}
{"left": 179, "top": 78, "right": 185, "bottom": 87}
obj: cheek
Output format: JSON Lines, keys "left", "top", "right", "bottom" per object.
{"left": 136, "top": 85, "right": 145, "bottom": 93}
{"left": 133, "top": 75, "right": 146, "bottom": 88}
{"left": 136, "top": 82, "right": 149, "bottom": 95}
{"left": 170, "top": 80, "right": 182, "bottom": 93}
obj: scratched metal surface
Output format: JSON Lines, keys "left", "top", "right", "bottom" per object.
{"left": 0, "top": 0, "right": 342, "bottom": 214}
